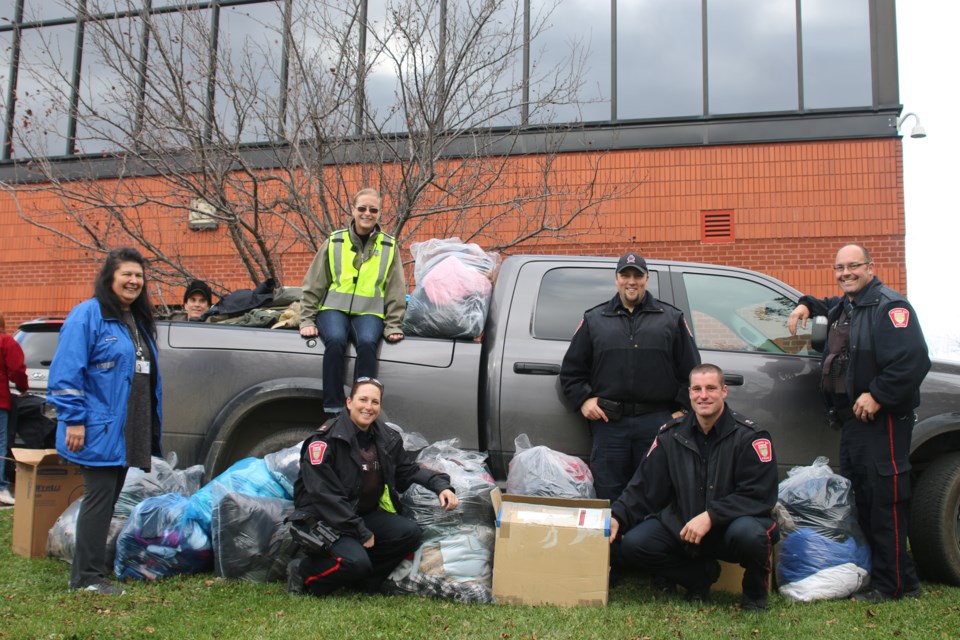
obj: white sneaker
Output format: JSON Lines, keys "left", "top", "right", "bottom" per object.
{"left": 0, "top": 487, "right": 15, "bottom": 506}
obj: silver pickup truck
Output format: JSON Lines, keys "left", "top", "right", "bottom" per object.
{"left": 64, "top": 255, "right": 960, "bottom": 584}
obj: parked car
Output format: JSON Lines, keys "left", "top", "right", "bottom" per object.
{"left": 12, "top": 317, "right": 63, "bottom": 394}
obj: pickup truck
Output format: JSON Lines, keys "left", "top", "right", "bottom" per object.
{"left": 40, "top": 255, "right": 960, "bottom": 584}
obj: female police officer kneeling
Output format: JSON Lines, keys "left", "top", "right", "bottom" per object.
{"left": 288, "top": 377, "right": 458, "bottom": 595}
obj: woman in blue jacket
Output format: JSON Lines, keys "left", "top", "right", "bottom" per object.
{"left": 49, "top": 247, "right": 162, "bottom": 595}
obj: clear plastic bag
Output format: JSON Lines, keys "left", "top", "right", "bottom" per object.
{"left": 211, "top": 492, "right": 294, "bottom": 583}
{"left": 116, "top": 455, "right": 204, "bottom": 518}
{"left": 263, "top": 442, "right": 303, "bottom": 499}
{"left": 401, "top": 439, "right": 496, "bottom": 540}
{"left": 506, "top": 434, "right": 595, "bottom": 499}
{"left": 186, "top": 457, "right": 289, "bottom": 531}
{"left": 403, "top": 238, "right": 501, "bottom": 339}
{"left": 47, "top": 498, "right": 126, "bottom": 566}
{"left": 775, "top": 457, "right": 872, "bottom": 601}
{"left": 114, "top": 493, "right": 213, "bottom": 581}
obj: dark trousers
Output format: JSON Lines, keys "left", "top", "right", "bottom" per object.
{"left": 71, "top": 465, "right": 127, "bottom": 588}
{"left": 590, "top": 409, "right": 674, "bottom": 502}
{"left": 618, "top": 515, "right": 778, "bottom": 599}
{"left": 316, "top": 310, "right": 384, "bottom": 411}
{"left": 840, "top": 411, "right": 919, "bottom": 597}
{"left": 298, "top": 509, "right": 422, "bottom": 597}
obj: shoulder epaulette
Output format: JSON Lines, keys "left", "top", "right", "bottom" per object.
{"left": 730, "top": 410, "right": 763, "bottom": 432}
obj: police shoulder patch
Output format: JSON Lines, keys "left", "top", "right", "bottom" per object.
{"left": 308, "top": 440, "right": 328, "bottom": 465}
{"left": 646, "top": 437, "right": 659, "bottom": 457}
{"left": 888, "top": 307, "right": 910, "bottom": 328}
{"left": 752, "top": 438, "right": 772, "bottom": 463}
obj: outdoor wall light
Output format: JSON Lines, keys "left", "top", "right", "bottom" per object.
{"left": 896, "top": 112, "right": 926, "bottom": 139}
{"left": 188, "top": 197, "right": 219, "bottom": 230}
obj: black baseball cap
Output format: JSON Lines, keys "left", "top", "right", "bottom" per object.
{"left": 616, "top": 252, "right": 648, "bottom": 274}
{"left": 183, "top": 279, "right": 213, "bottom": 304}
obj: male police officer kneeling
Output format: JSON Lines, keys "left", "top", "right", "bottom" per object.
{"left": 609, "top": 364, "right": 779, "bottom": 611}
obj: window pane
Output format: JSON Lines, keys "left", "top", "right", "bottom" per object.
{"left": 215, "top": 2, "right": 284, "bottom": 143}
{"left": 534, "top": 266, "right": 660, "bottom": 341}
{"left": 23, "top": 0, "right": 77, "bottom": 23}
{"left": 801, "top": 0, "right": 871, "bottom": 109}
{"left": 530, "top": 0, "right": 610, "bottom": 124}
{"left": 707, "top": 0, "right": 797, "bottom": 114}
{"left": 284, "top": 1, "right": 360, "bottom": 140}
{"left": 74, "top": 16, "right": 140, "bottom": 154}
{"left": 617, "top": 0, "right": 702, "bottom": 119}
{"left": 13, "top": 23, "right": 76, "bottom": 157}
{"left": 139, "top": 9, "right": 210, "bottom": 150}
{"left": 0, "top": 31, "right": 11, "bottom": 115}
{"left": 683, "top": 272, "right": 815, "bottom": 355}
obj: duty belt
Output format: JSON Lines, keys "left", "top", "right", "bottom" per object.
{"left": 599, "top": 398, "right": 673, "bottom": 417}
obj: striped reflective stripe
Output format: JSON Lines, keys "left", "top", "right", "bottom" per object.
{"left": 95, "top": 361, "right": 116, "bottom": 370}
{"left": 886, "top": 414, "right": 903, "bottom": 596}
{"left": 49, "top": 389, "right": 85, "bottom": 396}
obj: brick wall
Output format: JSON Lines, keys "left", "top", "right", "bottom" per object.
{"left": 0, "top": 138, "right": 907, "bottom": 327}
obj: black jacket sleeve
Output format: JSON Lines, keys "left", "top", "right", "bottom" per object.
{"left": 611, "top": 431, "right": 673, "bottom": 532}
{"left": 389, "top": 436, "right": 453, "bottom": 495}
{"left": 868, "top": 300, "right": 931, "bottom": 409}
{"left": 560, "top": 315, "right": 595, "bottom": 411}
{"left": 798, "top": 294, "right": 843, "bottom": 318}
{"left": 672, "top": 313, "right": 701, "bottom": 409}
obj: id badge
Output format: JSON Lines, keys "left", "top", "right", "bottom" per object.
{"left": 135, "top": 359, "right": 151, "bottom": 374}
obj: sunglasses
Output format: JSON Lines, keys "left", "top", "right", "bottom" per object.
{"left": 353, "top": 376, "right": 384, "bottom": 391}
{"left": 355, "top": 205, "right": 379, "bottom": 214}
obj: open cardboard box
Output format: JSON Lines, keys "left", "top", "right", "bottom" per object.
{"left": 491, "top": 488, "right": 611, "bottom": 607}
{"left": 11, "top": 448, "right": 84, "bottom": 558}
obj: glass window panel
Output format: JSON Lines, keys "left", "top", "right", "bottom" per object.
{"left": 529, "top": 0, "right": 610, "bottom": 124}
{"left": 617, "top": 0, "right": 702, "bottom": 120}
{"left": 74, "top": 16, "right": 140, "bottom": 154}
{"left": 215, "top": 2, "right": 284, "bottom": 143}
{"left": 139, "top": 8, "right": 210, "bottom": 150}
{"left": 707, "top": 0, "right": 797, "bottom": 114}
{"left": 0, "top": 31, "right": 11, "bottom": 115}
{"left": 0, "top": 0, "right": 19, "bottom": 23}
{"left": 801, "top": 0, "right": 871, "bottom": 109}
{"left": 23, "top": 0, "right": 78, "bottom": 23}
{"left": 364, "top": 0, "right": 419, "bottom": 134}
{"left": 534, "top": 267, "right": 660, "bottom": 341}
{"left": 683, "top": 272, "right": 815, "bottom": 355}
{"left": 284, "top": 1, "right": 360, "bottom": 140}
{"left": 13, "top": 23, "right": 76, "bottom": 157}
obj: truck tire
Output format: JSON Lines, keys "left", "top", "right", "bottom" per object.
{"left": 910, "top": 452, "right": 960, "bottom": 585}
{"left": 245, "top": 426, "right": 316, "bottom": 460}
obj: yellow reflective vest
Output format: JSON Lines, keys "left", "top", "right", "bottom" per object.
{"left": 319, "top": 229, "right": 397, "bottom": 317}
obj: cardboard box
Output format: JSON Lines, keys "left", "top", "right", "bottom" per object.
{"left": 11, "top": 448, "right": 84, "bottom": 558}
{"left": 491, "top": 489, "right": 611, "bottom": 607}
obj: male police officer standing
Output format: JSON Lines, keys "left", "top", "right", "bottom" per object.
{"left": 789, "top": 243, "right": 930, "bottom": 602}
{"left": 609, "top": 364, "right": 779, "bottom": 611}
{"left": 560, "top": 252, "right": 700, "bottom": 502}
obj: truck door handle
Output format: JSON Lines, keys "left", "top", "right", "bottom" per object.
{"left": 725, "top": 373, "right": 744, "bottom": 386}
{"left": 513, "top": 362, "right": 561, "bottom": 375}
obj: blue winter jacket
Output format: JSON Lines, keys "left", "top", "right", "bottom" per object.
{"left": 48, "top": 298, "right": 163, "bottom": 466}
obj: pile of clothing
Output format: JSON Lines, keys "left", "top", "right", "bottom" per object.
{"left": 775, "top": 457, "right": 871, "bottom": 601}
{"left": 402, "top": 238, "right": 500, "bottom": 339}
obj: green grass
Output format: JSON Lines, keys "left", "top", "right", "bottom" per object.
{"left": 1, "top": 508, "right": 959, "bottom": 639}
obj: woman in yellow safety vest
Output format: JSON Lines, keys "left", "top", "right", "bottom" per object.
{"left": 299, "top": 188, "right": 407, "bottom": 414}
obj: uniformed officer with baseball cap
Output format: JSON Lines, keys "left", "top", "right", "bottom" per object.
{"left": 560, "top": 251, "right": 701, "bottom": 502}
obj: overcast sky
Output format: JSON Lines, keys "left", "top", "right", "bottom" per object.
{"left": 897, "top": 1, "right": 960, "bottom": 358}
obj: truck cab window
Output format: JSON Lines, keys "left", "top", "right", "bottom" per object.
{"left": 533, "top": 268, "right": 660, "bottom": 341}
{"left": 682, "top": 272, "right": 816, "bottom": 355}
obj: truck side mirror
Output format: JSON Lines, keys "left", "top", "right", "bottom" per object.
{"left": 811, "top": 315, "right": 828, "bottom": 352}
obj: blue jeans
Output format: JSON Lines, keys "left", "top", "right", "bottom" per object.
{"left": 0, "top": 409, "right": 8, "bottom": 490}
{"left": 316, "top": 310, "right": 384, "bottom": 411}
